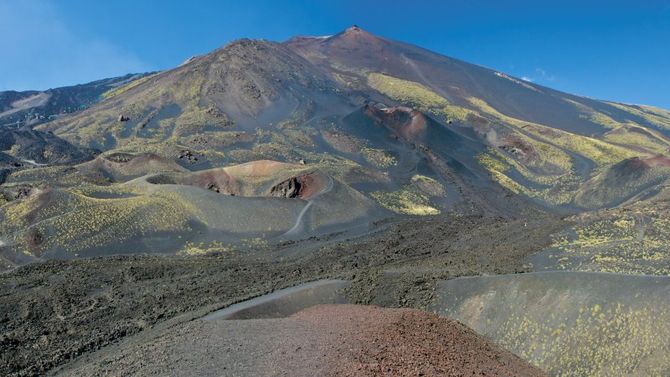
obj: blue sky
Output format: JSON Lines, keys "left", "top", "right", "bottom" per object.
{"left": 1, "top": 0, "right": 669, "bottom": 108}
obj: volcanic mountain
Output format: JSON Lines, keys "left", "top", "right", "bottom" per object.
{"left": 2, "top": 26, "right": 670, "bottom": 266}
{"left": 5, "top": 26, "right": 670, "bottom": 377}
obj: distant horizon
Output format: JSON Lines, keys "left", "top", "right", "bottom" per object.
{"left": 1, "top": 0, "right": 669, "bottom": 108}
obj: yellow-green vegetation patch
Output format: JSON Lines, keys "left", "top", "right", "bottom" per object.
{"left": 177, "top": 240, "right": 233, "bottom": 256}
{"left": 0, "top": 187, "right": 198, "bottom": 256}
{"left": 439, "top": 273, "right": 670, "bottom": 377}
{"left": 549, "top": 206, "right": 670, "bottom": 275}
{"left": 306, "top": 154, "right": 388, "bottom": 185}
{"left": 5, "top": 165, "right": 83, "bottom": 186}
{"left": 367, "top": 72, "right": 474, "bottom": 122}
{"left": 361, "top": 147, "right": 396, "bottom": 168}
{"left": 477, "top": 151, "right": 510, "bottom": 173}
{"left": 476, "top": 149, "right": 582, "bottom": 206}
{"left": 321, "top": 129, "right": 364, "bottom": 154}
{"left": 497, "top": 302, "right": 670, "bottom": 376}
{"left": 0, "top": 193, "right": 41, "bottom": 232}
{"left": 609, "top": 102, "right": 670, "bottom": 131}
{"left": 368, "top": 72, "right": 447, "bottom": 108}
{"left": 585, "top": 112, "right": 623, "bottom": 129}
{"left": 371, "top": 187, "right": 439, "bottom": 216}
{"left": 321, "top": 128, "right": 397, "bottom": 169}
{"left": 469, "top": 96, "right": 640, "bottom": 169}
{"left": 536, "top": 128, "right": 638, "bottom": 167}
{"left": 604, "top": 127, "right": 670, "bottom": 155}
{"left": 173, "top": 106, "right": 233, "bottom": 136}
{"left": 476, "top": 152, "right": 524, "bottom": 195}
{"left": 411, "top": 174, "right": 446, "bottom": 197}
{"left": 251, "top": 142, "right": 301, "bottom": 162}
{"left": 564, "top": 98, "right": 623, "bottom": 130}
{"left": 498, "top": 141, "right": 571, "bottom": 181}
{"left": 101, "top": 74, "right": 156, "bottom": 100}
{"left": 282, "top": 129, "right": 316, "bottom": 148}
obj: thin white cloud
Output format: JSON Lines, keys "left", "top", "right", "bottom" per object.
{"left": 0, "top": 0, "right": 150, "bottom": 91}
{"left": 520, "top": 68, "right": 556, "bottom": 84}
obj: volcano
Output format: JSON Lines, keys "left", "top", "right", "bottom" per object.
{"left": 3, "top": 24, "right": 670, "bottom": 377}
{"left": 2, "top": 25, "right": 670, "bottom": 264}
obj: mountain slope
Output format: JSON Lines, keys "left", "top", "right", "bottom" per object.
{"left": 287, "top": 26, "right": 670, "bottom": 137}
{"left": 3, "top": 26, "right": 670, "bottom": 265}
{"left": 0, "top": 73, "right": 149, "bottom": 127}
{"left": 286, "top": 26, "right": 670, "bottom": 208}
{"left": 35, "top": 26, "right": 670, "bottom": 212}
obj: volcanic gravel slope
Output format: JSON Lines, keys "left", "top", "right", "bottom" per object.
{"left": 61, "top": 304, "right": 545, "bottom": 377}
{"left": 0, "top": 214, "right": 563, "bottom": 376}
{"left": 301, "top": 305, "right": 546, "bottom": 376}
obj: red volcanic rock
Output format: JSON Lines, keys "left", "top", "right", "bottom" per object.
{"left": 268, "top": 172, "right": 328, "bottom": 199}
{"left": 59, "top": 304, "right": 546, "bottom": 376}
{"left": 190, "top": 169, "right": 240, "bottom": 195}
{"left": 643, "top": 155, "right": 670, "bottom": 168}
{"left": 292, "top": 305, "right": 545, "bottom": 377}
{"left": 365, "top": 105, "right": 428, "bottom": 142}
{"left": 611, "top": 155, "right": 670, "bottom": 174}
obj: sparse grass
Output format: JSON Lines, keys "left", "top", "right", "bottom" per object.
{"left": 496, "top": 301, "right": 670, "bottom": 376}
{"left": 477, "top": 149, "right": 582, "bottom": 206}
{"left": 411, "top": 174, "right": 446, "bottom": 197}
{"left": 604, "top": 128, "right": 670, "bottom": 155}
{"left": 101, "top": 74, "right": 156, "bottom": 100}
{"left": 469, "top": 97, "right": 641, "bottom": 171}
{"left": 563, "top": 98, "right": 623, "bottom": 130}
{"left": 609, "top": 102, "right": 670, "bottom": 131}
{"left": 548, "top": 204, "right": 670, "bottom": 275}
{"left": 177, "top": 240, "right": 233, "bottom": 256}
{"left": 367, "top": 72, "right": 474, "bottom": 122}
{"left": 361, "top": 147, "right": 396, "bottom": 168}
{"left": 371, "top": 187, "right": 440, "bottom": 216}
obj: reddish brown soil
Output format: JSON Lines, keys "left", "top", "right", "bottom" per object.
{"left": 365, "top": 105, "right": 428, "bottom": 142}
{"left": 644, "top": 155, "right": 670, "bottom": 168}
{"left": 61, "top": 304, "right": 546, "bottom": 376}
{"left": 293, "top": 305, "right": 545, "bottom": 377}
{"left": 189, "top": 168, "right": 240, "bottom": 195}
{"left": 295, "top": 172, "right": 328, "bottom": 199}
